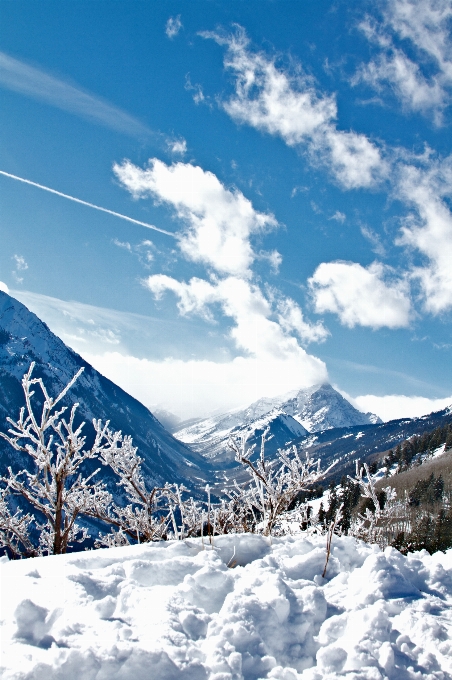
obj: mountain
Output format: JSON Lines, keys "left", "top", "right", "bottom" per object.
{"left": 286, "top": 405, "right": 452, "bottom": 484}
{"left": 0, "top": 292, "right": 210, "bottom": 490}
{"left": 275, "top": 383, "right": 381, "bottom": 431}
{"left": 177, "top": 408, "right": 309, "bottom": 467}
{"left": 173, "top": 383, "right": 381, "bottom": 463}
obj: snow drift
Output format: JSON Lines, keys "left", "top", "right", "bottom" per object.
{"left": 1, "top": 534, "right": 451, "bottom": 679}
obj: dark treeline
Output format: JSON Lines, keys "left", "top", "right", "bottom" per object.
{"left": 382, "top": 421, "right": 452, "bottom": 472}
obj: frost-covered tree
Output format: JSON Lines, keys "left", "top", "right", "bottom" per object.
{"left": 94, "top": 428, "right": 203, "bottom": 546}
{"left": 228, "top": 429, "right": 334, "bottom": 536}
{"left": 0, "top": 363, "right": 113, "bottom": 556}
{"left": 348, "top": 461, "right": 407, "bottom": 548}
{"left": 0, "top": 492, "right": 37, "bottom": 558}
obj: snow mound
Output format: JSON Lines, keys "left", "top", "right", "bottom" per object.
{"left": 1, "top": 535, "right": 451, "bottom": 679}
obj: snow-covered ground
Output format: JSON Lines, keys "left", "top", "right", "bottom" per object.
{"left": 1, "top": 535, "right": 451, "bottom": 679}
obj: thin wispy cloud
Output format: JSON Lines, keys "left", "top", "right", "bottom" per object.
{"left": 356, "top": 0, "right": 452, "bottom": 124}
{"left": 0, "top": 50, "right": 152, "bottom": 137}
{"left": 360, "top": 223, "right": 385, "bottom": 256}
{"left": 329, "top": 211, "right": 346, "bottom": 223}
{"left": 165, "top": 15, "right": 182, "bottom": 39}
{"left": 11, "top": 254, "right": 28, "bottom": 284}
{"left": 167, "top": 137, "right": 187, "bottom": 155}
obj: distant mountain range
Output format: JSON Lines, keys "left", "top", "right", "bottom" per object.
{"left": 172, "top": 383, "right": 381, "bottom": 464}
{"left": 0, "top": 292, "right": 210, "bottom": 492}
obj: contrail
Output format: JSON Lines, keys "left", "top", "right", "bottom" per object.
{"left": 0, "top": 170, "right": 176, "bottom": 237}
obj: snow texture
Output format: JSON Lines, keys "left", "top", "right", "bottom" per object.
{"left": 1, "top": 534, "right": 451, "bottom": 679}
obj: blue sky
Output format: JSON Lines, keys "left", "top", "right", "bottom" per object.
{"left": 1, "top": 0, "right": 452, "bottom": 421}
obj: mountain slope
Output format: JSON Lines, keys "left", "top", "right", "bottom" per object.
{"left": 0, "top": 291, "right": 209, "bottom": 489}
{"left": 288, "top": 405, "right": 452, "bottom": 483}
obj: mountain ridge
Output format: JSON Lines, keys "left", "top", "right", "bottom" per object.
{"left": 173, "top": 382, "right": 381, "bottom": 463}
{"left": 0, "top": 291, "right": 210, "bottom": 490}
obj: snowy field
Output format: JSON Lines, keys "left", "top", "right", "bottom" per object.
{"left": 1, "top": 535, "right": 452, "bottom": 679}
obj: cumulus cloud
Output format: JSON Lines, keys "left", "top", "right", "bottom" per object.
{"left": 357, "top": 0, "right": 452, "bottom": 123}
{"left": 165, "top": 15, "right": 182, "bottom": 39}
{"left": 308, "top": 260, "right": 412, "bottom": 329}
{"left": 201, "top": 28, "right": 387, "bottom": 188}
{"left": 113, "top": 157, "right": 328, "bottom": 415}
{"left": 353, "top": 392, "right": 452, "bottom": 422}
{"left": 113, "top": 158, "right": 278, "bottom": 277}
{"left": 146, "top": 274, "right": 328, "bottom": 356}
{"left": 276, "top": 297, "right": 330, "bottom": 344}
{"left": 396, "top": 157, "right": 452, "bottom": 314}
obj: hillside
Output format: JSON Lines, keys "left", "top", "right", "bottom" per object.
{"left": 0, "top": 291, "right": 210, "bottom": 490}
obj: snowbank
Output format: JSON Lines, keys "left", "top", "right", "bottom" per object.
{"left": 1, "top": 534, "right": 451, "bottom": 679}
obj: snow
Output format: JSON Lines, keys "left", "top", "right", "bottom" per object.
{"left": 1, "top": 535, "right": 452, "bottom": 679}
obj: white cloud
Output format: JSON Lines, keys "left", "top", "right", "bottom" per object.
{"left": 202, "top": 28, "right": 387, "bottom": 188}
{"left": 10, "top": 288, "right": 232, "bottom": 363}
{"left": 309, "top": 261, "right": 412, "bottom": 329}
{"left": 0, "top": 281, "right": 9, "bottom": 294}
{"left": 357, "top": 0, "right": 452, "bottom": 123}
{"left": 353, "top": 392, "right": 452, "bottom": 422}
{"left": 360, "top": 224, "right": 386, "bottom": 257}
{"left": 388, "top": 0, "right": 452, "bottom": 76}
{"left": 396, "top": 158, "right": 452, "bottom": 314}
{"left": 113, "top": 158, "right": 278, "bottom": 277}
{"left": 329, "top": 211, "right": 346, "bottom": 223}
{"left": 313, "top": 128, "right": 386, "bottom": 190}
{"left": 276, "top": 297, "right": 330, "bottom": 344}
{"left": 114, "top": 157, "right": 329, "bottom": 416}
{"left": 12, "top": 254, "right": 27, "bottom": 271}
{"left": 184, "top": 75, "right": 207, "bottom": 106}
{"left": 113, "top": 238, "right": 156, "bottom": 268}
{"left": 145, "top": 274, "right": 328, "bottom": 356}
{"left": 12, "top": 254, "right": 28, "bottom": 284}
{"left": 357, "top": 49, "right": 446, "bottom": 120}
{"left": 168, "top": 138, "right": 187, "bottom": 155}
{"left": 0, "top": 51, "right": 151, "bottom": 137}
{"left": 85, "top": 351, "right": 327, "bottom": 420}
{"left": 165, "top": 15, "right": 182, "bottom": 39}
{"left": 10, "top": 287, "right": 327, "bottom": 420}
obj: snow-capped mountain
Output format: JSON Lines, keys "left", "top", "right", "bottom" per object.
{"left": 177, "top": 408, "right": 309, "bottom": 465}
{"left": 0, "top": 292, "right": 209, "bottom": 489}
{"left": 275, "top": 383, "right": 382, "bottom": 431}
{"left": 173, "top": 383, "right": 380, "bottom": 462}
